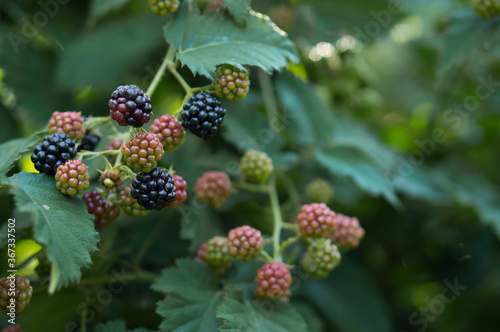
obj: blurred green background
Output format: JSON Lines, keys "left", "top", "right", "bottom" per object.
{"left": 1, "top": 0, "right": 500, "bottom": 331}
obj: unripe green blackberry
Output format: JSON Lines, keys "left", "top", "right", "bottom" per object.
{"left": 0, "top": 274, "right": 33, "bottom": 313}
{"left": 214, "top": 64, "right": 250, "bottom": 100}
{"left": 121, "top": 133, "right": 164, "bottom": 172}
{"left": 330, "top": 214, "right": 365, "bottom": 251}
{"left": 306, "top": 179, "right": 334, "bottom": 204}
{"left": 472, "top": 0, "right": 500, "bottom": 19}
{"left": 82, "top": 189, "right": 121, "bottom": 229}
{"left": 239, "top": 150, "right": 273, "bottom": 183}
{"left": 297, "top": 203, "right": 336, "bottom": 238}
{"left": 254, "top": 262, "right": 292, "bottom": 300}
{"left": 300, "top": 239, "right": 341, "bottom": 278}
{"left": 194, "top": 171, "right": 231, "bottom": 207}
{"left": 206, "top": 236, "right": 232, "bottom": 269}
{"left": 47, "top": 111, "right": 85, "bottom": 140}
{"left": 169, "top": 174, "right": 187, "bottom": 208}
{"left": 119, "top": 187, "right": 150, "bottom": 217}
{"left": 149, "top": 115, "right": 185, "bottom": 153}
{"left": 227, "top": 225, "right": 264, "bottom": 261}
{"left": 149, "top": 0, "right": 179, "bottom": 15}
{"left": 55, "top": 160, "right": 90, "bottom": 197}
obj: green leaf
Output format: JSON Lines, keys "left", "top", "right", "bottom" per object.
{"left": 89, "top": 0, "right": 131, "bottom": 21}
{"left": 180, "top": 206, "right": 225, "bottom": 252}
{"left": 0, "top": 132, "right": 42, "bottom": 177}
{"left": 164, "top": 2, "right": 299, "bottom": 79}
{"left": 7, "top": 172, "right": 99, "bottom": 291}
{"left": 217, "top": 289, "right": 308, "bottom": 332}
{"left": 292, "top": 301, "right": 325, "bottom": 332}
{"left": 224, "top": 0, "right": 251, "bottom": 26}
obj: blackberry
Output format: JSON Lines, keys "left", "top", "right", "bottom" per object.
{"left": 121, "top": 133, "right": 164, "bottom": 172}
{"left": 169, "top": 174, "right": 187, "bottom": 208}
{"left": 55, "top": 160, "right": 90, "bottom": 197}
{"left": 227, "top": 225, "right": 264, "bottom": 261}
{"left": 297, "top": 203, "right": 336, "bottom": 238}
{"left": 306, "top": 179, "right": 334, "bottom": 204}
{"left": 31, "top": 133, "right": 77, "bottom": 176}
{"left": 131, "top": 167, "right": 176, "bottom": 210}
{"left": 109, "top": 84, "right": 152, "bottom": 127}
{"left": 118, "top": 186, "right": 150, "bottom": 217}
{"left": 0, "top": 274, "right": 33, "bottom": 313}
{"left": 181, "top": 93, "right": 226, "bottom": 140}
{"left": 149, "top": 115, "right": 185, "bottom": 153}
{"left": 194, "top": 171, "right": 231, "bottom": 207}
{"left": 78, "top": 133, "right": 101, "bottom": 152}
{"left": 239, "top": 150, "right": 273, "bottom": 183}
{"left": 82, "top": 189, "right": 120, "bottom": 229}
{"left": 254, "top": 262, "right": 292, "bottom": 300}
{"left": 99, "top": 169, "right": 126, "bottom": 189}
{"left": 196, "top": 242, "right": 208, "bottom": 264}
{"left": 300, "top": 239, "right": 341, "bottom": 278}
{"left": 206, "top": 236, "right": 232, "bottom": 269}
{"left": 214, "top": 64, "right": 250, "bottom": 100}
{"left": 149, "top": 0, "right": 179, "bottom": 15}
{"left": 472, "top": 0, "right": 500, "bottom": 19}
{"left": 105, "top": 139, "right": 123, "bottom": 151}
{"left": 330, "top": 214, "right": 365, "bottom": 251}
{"left": 47, "top": 111, "right": 85, "bottom": 140}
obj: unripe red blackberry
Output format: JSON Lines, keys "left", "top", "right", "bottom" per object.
{"left": 2, "top": 324, "right": 23, "bottom": 332}
{"left": 0, "top": 274, "right": 33, "bottom": 313}
{"left": 194, "top": 171, "right": 231, "bottom": 207}
{"left": 105, "top": 139, "right": 123, "bottom": 151}
{"left": 206, "top": 236, "right": 232, "bottom": 268}
{"left": 149, "top": 115, "right": 185, "bottom": 153}
{"left": 169, "top": 174, "right": 187, "bottom": 208}
{"left": 472, "top": 0, "right": 500, "bottom": 19}
{"left": 214, "top": 64, "right": 250, "bottom": 100}
{"left": 297, "top": 203, "right": 336, "bottom": 238}
{"left": 47, "top": 111, "right": 85, "bottom": 140}
{"left": 330, "top": 214, "right": 365, "bottom": 251}
{"left": 227, "top": 225, "right": 263, "bottom": 261}
{"left": 121, "top": 133, "right": 164, "bottom": 172}
{"left": 306, "top": 179, "right": 334, "bottom": 204}
{"left": 239, "top": 150, "right": 273, "bottom": 183}
{"left": 254, "top": 262, "right": 292, "bottom": 300}
{"left": 196, "top": 242, "right": 208, "bottom": 264}
{"left": 118, "top": 187, "right": 150, "bottom": 217}
{"left": 55, "top": 160, "right": 90, "bottom": 197}
{"left": 149, "top": 0, "right": 179, "bottom": 15}
{"left": 300, "top": 239, "right": 341, "bottom": 278}
{"left": 82, "top": 189, "right": 120, "bottom": 229}
{"left": 109, "top": 84, "right": 152, "bottom": 127}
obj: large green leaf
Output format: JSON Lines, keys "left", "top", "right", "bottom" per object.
{"left": 0, "top": 132, "right": 42, "bottom": 177}
{"left": 164, "top": 2, "right": 299, "bottom": 79}
{"left": 217, "top": 289, "right": 308, "bottom": 332}
{"left": 7, "top": 172, "right": 99, "bottom": 292}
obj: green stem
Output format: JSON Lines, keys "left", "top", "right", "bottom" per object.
{"left": 259, "top": 250, "right": 274, "bottom": 263}
{"left": 269, "top": 175, "right": 283, "bottom": 262}
{"left": 191, "top": 84, "right": 214, "bottom": 93}
{"left": 281, "top": 222, "right": 299, "bottom": 231}
{"left": 257, "top": 70, "right": 282, "bottom": 132}
{"left": 133, "top": 218, "right": 169, "bottom": 267}
{"left": 168, "top": 65, "right": 192, "bottom": 95}
{"left": 113, "top": 150, "right": 123, "bottom": 167}
{"left": 146, "top": 46, "right": 176, "bottom": 97}
{"left": 280, "top": 234, "right": 301, "bottom": 252}
{"left": 81, "top": 303, "right": 87, "bottom": 332}
{"left": 232, "top": 181, "right": 270, "bottom": 193}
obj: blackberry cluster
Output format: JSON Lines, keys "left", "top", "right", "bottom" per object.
{"left": 119, "top": 187, "right": 150, "bottom": 217}
{"left": 109, "top": 85, "right": 152, "bottom": 127}
{"left": 181, "top": 93, "right": 226, "bottom": 140}
{"left": 239, "top": 150, "right": 273, "bottom": 183}
{"left": 254, "top": 262, "right": 292, "bottom": 300}
{"left": 0, "top": 275, "right": 33, "bottom": 313}
{"left": 300, "top": 239, "right": 341, "bottom": 278}
{"left": 297, "top": 203, "right": 336, "bottom": 238}
{"left": 206, "top": 236, "right": 232, "bottom": 269}
{"left": 149, "top": 115, "right": 185, "bottom": 153}
{"left": 472, "top": 0, "right": 500, "bottom": 19}
{"left": 169, "top": 174, "right": 187, "bottom": 208}
{"left": 121, "top": 133, "right": 164, "bottom": 172}
{"left": 47, "top": 111, "right": 85, "bottom": 140}
{"left": 82, "top": 189, "right": 120, "bottom": 229}
{"left": 78, "top": 134, "right": 101, "bottom": 152}
{"left": 330, "top": 214, "right": 365, "bottom": 251}
{"left": 214, "top": 64, "right": 250, "bottom": 100}
{"left": 149, "top": 0, "right": 179, "bottom": 15}
{"left": 131, "top": 167, "right": 176, "bottom": 210}
{"left": 31, "top": 133, "right": 77, "bottom": 175}
{"left": 227, "top": 225, "right": 264, "bottom": 261}
{"left": 306, "top": 178, "right": 334, "bottom": 204}
{"left": 55, "top": 160, "right": 90, "bottom": 197}
{"left": 194, "top": 171, "right": 231, "bottom": 207}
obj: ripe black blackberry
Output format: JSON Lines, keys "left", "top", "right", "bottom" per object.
{"left": 108, "top": 84, "right": 152, "bottom": 127}
{"left": 78, "top": 133, "right": 101, "bottom": 151}
{"left": 181, "top": 93, "right": 226, "bottom": 140}
{"left": 31, "top": 133, "right": 77, "bottom": 175}
{"left": 131, "top": 167, "right": 176, "bottom": 210}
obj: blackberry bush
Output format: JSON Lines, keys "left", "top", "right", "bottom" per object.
{"left": 31, "top": 133, "right": 77, "bottom": 175}
{"left": 109, "top": 85, "right": 152, "bottom": 127}
{"left": 181, "top": 93, "right": 226, "bottom": 140}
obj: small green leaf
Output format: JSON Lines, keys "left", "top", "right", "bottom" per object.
{"left": 217, "top": 289, "right": 308, "bottom": 332}
{"left": 224, "top": 0, "right": 251, "bottom": 26}
{"left": 7, "top": 172, "right": 99, "bottom": 291}
{"left": 164, "top": 2, "right": 299, "bottom": 79}
{"left": 0, "top": 132, "right": 44, "bottom": 177}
